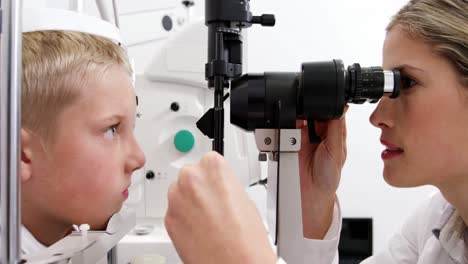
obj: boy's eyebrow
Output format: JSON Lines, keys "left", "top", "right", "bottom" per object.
{"left": 98, "top": 113, "right": 137, "bottom": 123}
{"left": 97, "top": 114, "right": 124, "bottom": 122}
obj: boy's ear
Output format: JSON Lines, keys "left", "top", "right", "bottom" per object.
{"left": 21, "top": 129, "right": 34, "bottom": 183}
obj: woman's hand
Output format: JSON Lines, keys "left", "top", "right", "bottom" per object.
{"left": 165, "top": 151, "right": 277, "bottom": 264}
{"left": 298, "top": 108, "right": 347, "bottom": 239}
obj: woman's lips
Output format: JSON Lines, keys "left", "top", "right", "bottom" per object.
{"left": 381, "top": 149, "right": 403, "bottom": 159}
{"left": 380, "top": 139, "right": 404, "bottom": 160}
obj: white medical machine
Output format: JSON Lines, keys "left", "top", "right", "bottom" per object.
{"left": 116, "top": 18, "right": 261, "bottom": 264}
{"left": 1, "top": 1, "right": 264, "bottom": 263}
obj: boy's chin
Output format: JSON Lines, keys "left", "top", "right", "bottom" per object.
{"left": 89, "top": 208, "right": 123, "bottom": 231}
{"left": 89, "top": 220, "right": 110, "bottom": 231}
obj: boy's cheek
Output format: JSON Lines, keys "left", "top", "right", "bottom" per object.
{"left": 55, "top": 160, "right": 123, "bottom": 203}
{"left": 59, "top": 182, "right": 123, "bottom": 226}
{"left": 52, "top": 143, "right": 127, "bottom": 212}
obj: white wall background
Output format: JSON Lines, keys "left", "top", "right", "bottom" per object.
{"left": 24, "top": 0, "right": 437, "bottom": 254}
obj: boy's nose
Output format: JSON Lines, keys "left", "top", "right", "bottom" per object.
{"left": 126, "top": 138, "right": 146, "bottom": 173}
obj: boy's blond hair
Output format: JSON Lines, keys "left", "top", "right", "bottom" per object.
{"left": 22, "top": 30, "right": 132, "bottom": 143}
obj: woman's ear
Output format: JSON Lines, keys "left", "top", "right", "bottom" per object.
{"left": 21, "top": 129, "right": 34, "bottom": 182}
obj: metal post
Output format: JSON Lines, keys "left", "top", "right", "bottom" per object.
{"left": 70, "top": 0, "right": 85, "bottom": 13}
{"left": 0, "top": 0, "right": 23, "bottom": 263}
{"left": 111, "top": 0, "right": 120, "bottom": 28}
{"left": 107, "top": 247, "right": 117, "bottom": 264}
{"left": 212, "top": 30, "right": 225, "bottom": 155}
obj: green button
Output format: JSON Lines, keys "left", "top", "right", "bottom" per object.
{"left": 174, "top": 130, "right": 195, "bottom": 153}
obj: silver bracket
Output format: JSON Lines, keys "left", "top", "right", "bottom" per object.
{"left": 255, "top": 129, "right": 304, "bottom": 264}
{"left": 254, "top": 129, "right": 301, "bottom": 153}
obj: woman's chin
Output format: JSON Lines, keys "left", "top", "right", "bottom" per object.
{"left": 383, "top": 169, "right": 420, "bottom": 188}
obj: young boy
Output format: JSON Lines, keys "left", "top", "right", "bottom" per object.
{"left": 20, "top": 30, "right": 145, "bottom": 254}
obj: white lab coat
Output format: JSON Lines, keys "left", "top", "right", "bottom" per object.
{"left": 278, "top": 192, "right": 468, "bottom": 264}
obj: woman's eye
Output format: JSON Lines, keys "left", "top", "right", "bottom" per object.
{"left": 401, "top": 76, "right": 418, "bottom": 90}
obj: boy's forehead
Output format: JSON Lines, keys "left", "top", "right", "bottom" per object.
{"left": 73, "top": 69, "right": 136, "bottom": 116}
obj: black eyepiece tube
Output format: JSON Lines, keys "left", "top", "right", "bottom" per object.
{"left": 346, "top": 63, "right": 400, "bottom": 104}
{"left": 230, "top": 60, "right": 402, "bottom": 131}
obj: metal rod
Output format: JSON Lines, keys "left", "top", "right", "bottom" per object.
{"left": 213, "top": 31, "right": 225, "bottom": 155}
{"left": 111, "top": 0, "right": 120, "bottom": 28}
{"left": 107, "top": 246, "right": 117, "bottom": 264}
{"left": 69, "top": 0, "right": 85, "bottom": 13}
{"left": 213, "top": 76, "right": 224, "bottom": 155}
{"left": 0, "top": 0, "right": 23, "bottom": 262}
{"left": 95, "top": 0, "right": 112, "bottom": 23}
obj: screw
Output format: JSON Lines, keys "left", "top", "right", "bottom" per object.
{"left": 146, "top": 170, "right": 155, "bottom": 180}
{"left": 290, "top": 137, "right": 297, "bottom": 145}
{"left": 258, "top": 153, "right": 267, "bottom": 161}
{"left": 171, "top": 102, "right": 180, "bottom": 112}
{"left": 264, "top": 137, "right": 272, "bottom": 145}
{"left": 182, "top": 0, "right": 195, "bottom": 7}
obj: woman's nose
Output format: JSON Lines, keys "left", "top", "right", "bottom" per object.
{"left": 370, "top": 97, "right": 395, "bottom": 129}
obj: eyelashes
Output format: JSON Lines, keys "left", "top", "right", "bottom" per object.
{"left": 104, "top": 123, "right": 120, "bottom": 139}
{"left": 401, "top": 75, "right": 418, "bottom": 90}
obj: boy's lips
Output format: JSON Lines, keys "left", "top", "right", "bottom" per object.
{"left": 122, "top": 185, "right": 131, "bottom": 199}
{"left": 122, "top": 189, "right": 129, "bottom": 199}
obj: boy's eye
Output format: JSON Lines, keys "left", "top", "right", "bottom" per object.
{"left": 104, "top": 124, "right": 119, "bottom": 139}
{"left": 401, "top": 75, "right": 418, "bottom": 90}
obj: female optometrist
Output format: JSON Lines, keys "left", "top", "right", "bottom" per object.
{"left": 165, "top": 0, "right": 468, "bottom": 263}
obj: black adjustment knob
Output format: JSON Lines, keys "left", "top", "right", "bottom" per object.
{"left": 182, "top": 0, "right": 195, "bottom": 7}
{"left": 252, "top": 14, "right": 276, "bottom": 27}
{"left": 162, "top": 15, "right": 173, "bottom": 31}
{"left": 171, "top": 102, "right": 180, "bottom": 112}
{"left": 146, "top": 171, "right": 155, "bottom": 180}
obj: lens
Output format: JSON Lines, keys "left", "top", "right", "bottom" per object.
{"left": 230, "top": 74, "right": 266, "bottom": 131}
{"left": 300, "top": 60, "right": 400, "bottom": 120}
{"left": 299, "top": 60, "right": 346, "bottom": 120}
{"left": 230, "top": 72, "right": 298, "bottom": 131}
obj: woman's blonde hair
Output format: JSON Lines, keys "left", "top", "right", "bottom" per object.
{"left": 387, "top": 0, "right": 468, "bottom": 86}
{"left": 22, "top": 30, "right": 132, "bottom": 143}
